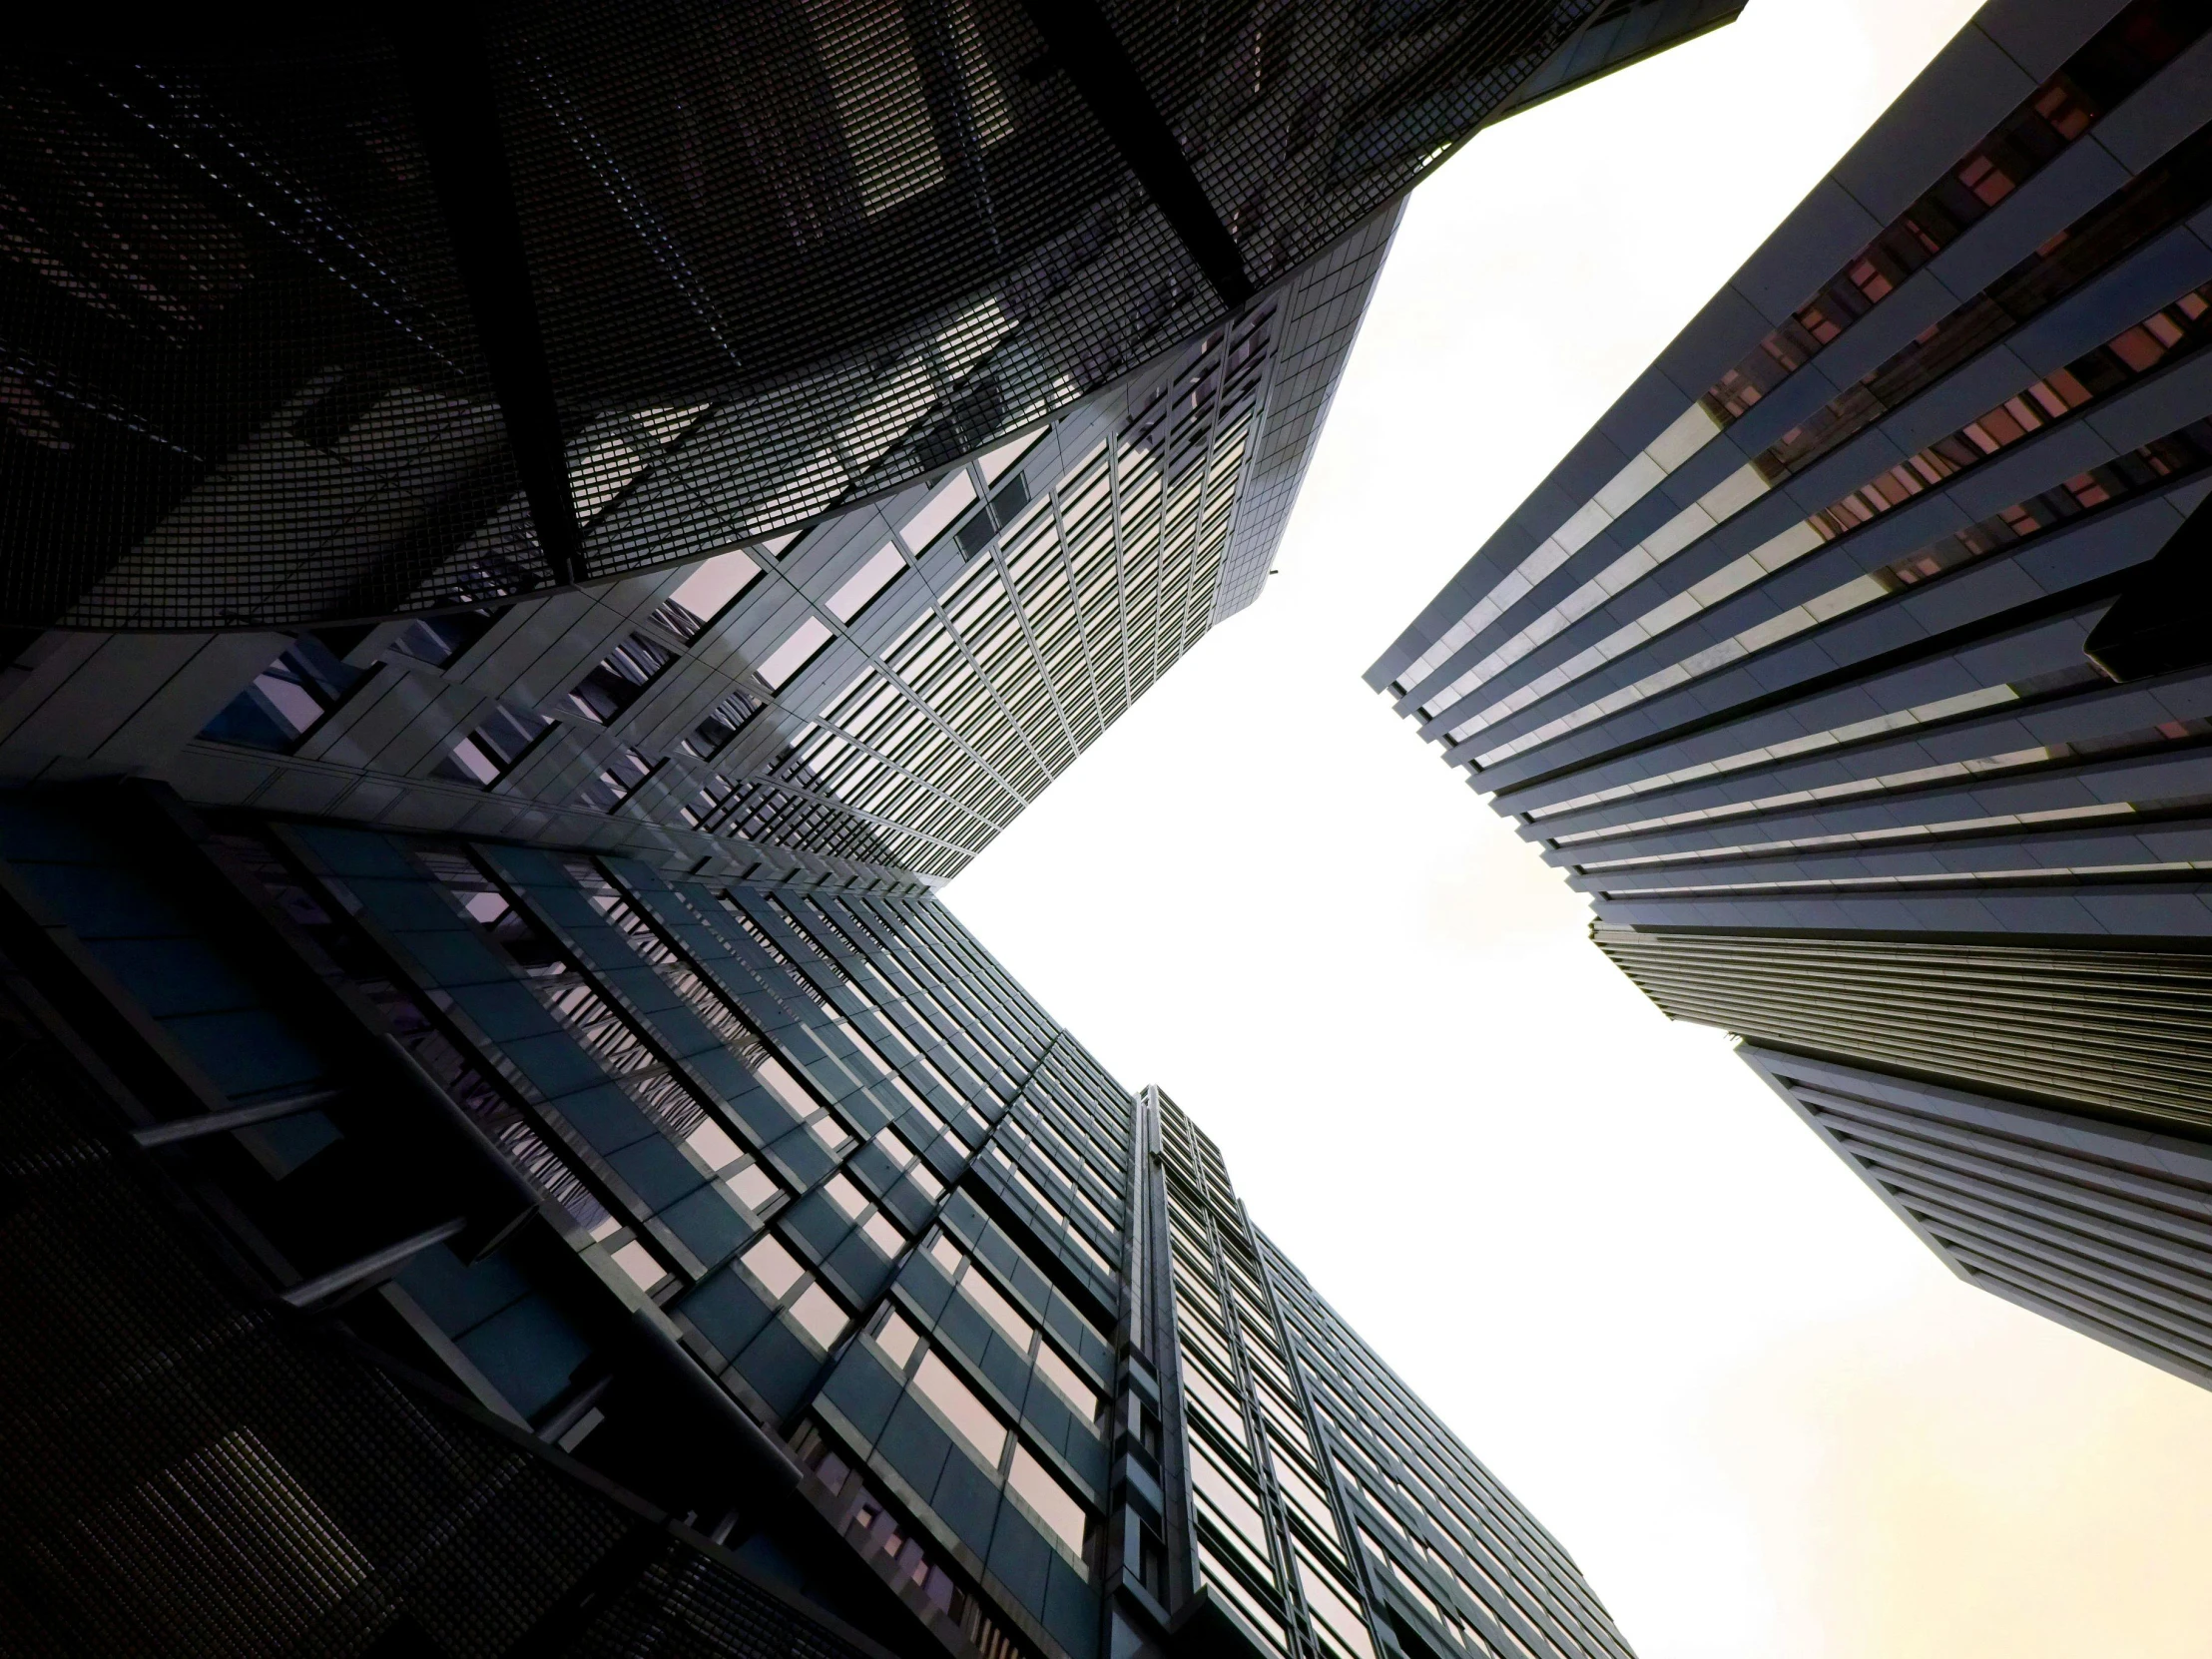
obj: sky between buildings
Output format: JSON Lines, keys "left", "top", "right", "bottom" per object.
{"left": 947, "top": 4, "right": 2212, "bottom": 1656}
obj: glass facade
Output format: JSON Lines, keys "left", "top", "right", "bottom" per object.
{"left": 7, "top": 199, "right": 1404, "bottom": 889}
{"left": 1371, "top": 0, "right": 2212, "bottom": 1389}
{"left": 0, "top": 783, "right": 1636, "bottom": 1658}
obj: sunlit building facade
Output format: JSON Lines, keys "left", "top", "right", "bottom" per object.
{"left": 1371, "top": 0, "right": 2212, "bottom": 1383}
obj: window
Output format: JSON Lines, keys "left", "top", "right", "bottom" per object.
{"left": 1033, "top": 1343, "right": 1101, "bottom": 1425}
{"left": 432, "top": 699, "right": 553, "bottom": 785}
{"left": 860, "top": 1210, "right": 906, "bottom": 1258}
{"left": 572, "top": 747, "right": 654, "bottom": 814}
{"left": 686, "top": 1119, "right": 743, "bottom": 1170}
{"left": 1191, "top": 1440, "right": 1272, "bottom": 1557}
{"left": 742, "top": 1234, "right": 806, "bottom": 1300}
{"left": 611, "top": 1240, "right": 670, "bottom": 1293}
{"left": 389, "top": 606, "right": 504, "bottom": 668}
{"left": 931, "top": 1230, "right": 1105, "bottom": 1422}
{"left": 827, "top": 544, "right": 907, "bottom": 623}
{"left": 1065, "top": 1226, "right": 1116, "bottom": 1282}
{"left": 663, "top": 549, "right": 763, "bottom": 635}
{"left": 1298, "top": 1554, "right": 1377, "bottom": 1659}
{"left": 872, "top": 1307, "right": 922, "bottom": 1367}
{"left": 979, "top": 426, "right": 1045, "bottom": 486}
{"left": 754, "top": 1055, "right": 819, "bottom": 1118}
{"left": 1277, "top": 1456, "right": 1339, "bottom": 1537}
{"left": 788, "top": 1282, "right": 849, "bottom": 1349}
{"left": 901, "top": 471, "right": 978, "bottom": 552}
{"left": 684, "top": 687, "right": 766, "bottom": 758}
{"left": 1184, "top": 1361, "right": 1247, "bottom": 1441}
{"left": 724, "top": 1162, "right": 781, "bottom": 1214}
{"left": 569, "top": 633, "right": 676, "bottom": 724}
{"left": 959, "top": 1267, "right": 1035, "bottom": 1351}
{"left": 741, "top": 1233, "right": 847, "bottom": 1349}
{"left": 758, "top": 618, "right": 833, "bottom": 689}
{"left": 201, "top": 636, "right": 366, "bottom": 752}
{"left": 822, "top": 1173, "right": 867, "bottom": 1221}
{"left": 1007, "top": 1445, "right": 1088, "bottom": 1561}
{"left": 913, "top": 1351, "right": 1007, "bottom": 1464}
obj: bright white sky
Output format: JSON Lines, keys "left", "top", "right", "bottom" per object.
{"left": 950, "top": 5, "right": 2212, "bottom": 1656}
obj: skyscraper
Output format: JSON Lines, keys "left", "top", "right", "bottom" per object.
{"left": 4, "top": 0, "right": 1741, "bottom": 886}
{"left": 1370, "top": 0, "right": 2212, "bottom": 1385}
{"left": 0, "top": 787, "right": 1634, "bottom": 1659}
{"left": 1, "top": 3, "right": 1751, "bottom": 1651}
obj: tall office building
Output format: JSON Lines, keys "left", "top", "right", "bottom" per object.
{"left": 0, "top": 786, "right": 1635, "bottom": 1659}
{"left": 1371, "top": 0, "right": 2212, "bottom": 1387}
{"left": 1, "top": 0, "right": 1743, "bottom": 888}
{"left": 1, "top": 4, "right": 1751, "bottom": 1648}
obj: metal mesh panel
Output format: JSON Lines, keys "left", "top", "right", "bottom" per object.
{"left": 5, "top": 0, "right": 1586, "bottom": 631}
{"left": 0, "top": 981, "right": 887, "bottom": 1659}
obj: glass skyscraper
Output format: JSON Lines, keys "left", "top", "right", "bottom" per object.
{"left": 0, "top": 792, "right": 1634, "bottom": 1659}
{"left": 1373, "top": 0, "right": 2212, "bottom": 1389}
{"left": 0, "top": 3, "right": 1740, "bottom": 1655}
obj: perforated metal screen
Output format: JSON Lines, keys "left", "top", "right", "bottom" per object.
{"left": 4, "top": 0, "right": 1591, "bottom": 631}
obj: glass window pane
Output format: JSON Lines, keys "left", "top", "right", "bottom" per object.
{"left": 742, "top": 1234, "right": 805, "bottom": 1300}
{"left": 686, "top": 1119, "right": 743, "bottom": 1169}
{"left": 1297, "top": 1556, "right": 1376, "bottom": 1659}
{"left": 822, "top": 1173, "right": 867, "bottom": 1220}
{"left": 668, "top": 548, "right": 762, "bottom": 625}
{"left": 725, "top": 1162, "right": 780, "bottom": 1212}
{"left": 828, "top": 544, "right": 907, "bottom": 622}
{"left": 1191, "top": 1442, "right": 1270, "bottom": 1556}
{"left": 861, "top": 1210, "right": 905, "bottom": 1258}
{"left": 913, "top": 1351, "right": 1007, "bottom": 1465}
{"left": 788, "top": 1283, "right": 849, "bottom": 1349}
{"left": 900, "top": 472, "right": 978, "bottom": 551}
{"left": 1007, "top": 1444, "right": 1088, "bottom": 1563}
{"left": 873, "top": 1308, "right": 921, "bottom": 1369}
{"left": 755, "top": 1056, "right": 818, "bottom": 1118}
{"left": 759, "top": 617, "right": 833, "bottom": 689}
{"left": 927, "top": 1232, "right": 963, "bottom": 1275}
{"left": 612, "top": 1240, "right": 667, "bottom": 1292}
{"left": 1034, "top": 1342, "right": 1102, "bottom": 1425}
{"left": 958, "top": 1268, "right": 1034, "bottom": 1351}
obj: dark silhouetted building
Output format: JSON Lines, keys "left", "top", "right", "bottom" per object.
{"left": 1371, "top": 0, "right": 2212, "bottom": 1383}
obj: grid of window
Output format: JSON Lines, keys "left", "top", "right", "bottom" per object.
{"left": 1746, "top": 1050, "right": 2212, "bottom": 1390}
{"left": 1157, "top": 1090, "right": 1373, "bottom": 1659}
{"left": 745, "top": 305, "right": 1279, "bottom": 879}
{"left": 1262, "top": 1243, "right": 1635, "bottom": 1659}
{"left": 1446, "top": 282, "right": 2212, "bottom": 767}
{"left": 1426, "top": 201, "right": 2212, "bottom": 753}
{"left": 1362, "top": 11, "right": 2212, "bottom": 1209}
{"left": 1384, "top": 0, "right": 2209, "bottom": 704}
{"left": 17, "top": 789, "right": 1661, "bottom": 1659}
